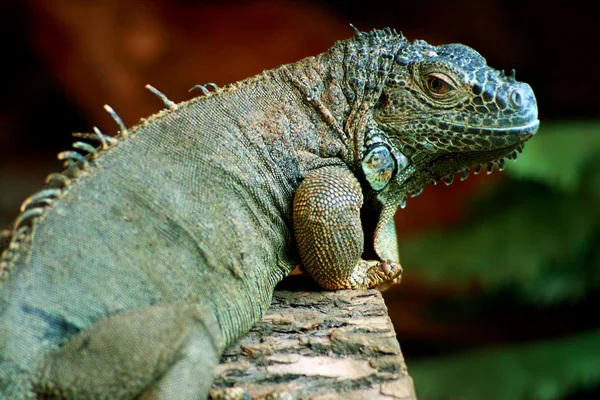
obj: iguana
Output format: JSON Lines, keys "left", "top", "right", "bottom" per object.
{"left": 0, "top": 27, "right": 538, "bottom": 399}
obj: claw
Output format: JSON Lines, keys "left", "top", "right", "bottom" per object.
{"left": 381, "top": 263, "right": 391, "bottom": 275}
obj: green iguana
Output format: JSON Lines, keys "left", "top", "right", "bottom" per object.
{"left": 0, "top": 27, "right": 538, "bottom": 399}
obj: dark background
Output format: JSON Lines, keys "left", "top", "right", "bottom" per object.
{"left": 0, "top": 1, "right": 598, "bottom": 399}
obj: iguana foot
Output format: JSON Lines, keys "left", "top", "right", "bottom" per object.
{"left": 348, "top": 259, "right": 402, "bottom": 289}
{"left": 293, "top": 165, "right": 403, "bottom": 291}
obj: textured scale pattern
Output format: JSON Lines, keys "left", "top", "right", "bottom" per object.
{"left": 0, "top": 27, "right": 538, "bottom": 399}
{"left": 293, "top": 166, "right": 401, "bottom": 289}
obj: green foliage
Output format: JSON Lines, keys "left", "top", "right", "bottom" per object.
{"left": 505, "top": 121, "right": 600, "bottom": 194}
{"left": 401, "top": 121, "right": 600, "bottom": 303}
{"left": 410, "top": 328, "right": 600, "bottom": 400}
{"left": 400, "top": 121, "right": 600, "bottom": 399}
{"left": 400, "top": 182, "right": 599, "bottom": 303}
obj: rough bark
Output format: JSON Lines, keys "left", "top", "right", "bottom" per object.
{"left": 210, "top": 277, "right": 416, "bottom": 400}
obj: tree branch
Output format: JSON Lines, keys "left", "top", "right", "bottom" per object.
{"left": 210, "top": 278, "right": 416, "bottom": 399}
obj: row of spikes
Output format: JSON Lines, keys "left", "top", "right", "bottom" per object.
{"left": 499, "top": 68, "right": 518, "bottom": 83}
{"left": 397, "top": 143, "right": 524, "bottom": 210}
{"left": 350, "top": 24, "right": 406, "bottom": 42}
{"left": 12, "top": 82, "right": 221, "bottom": 229}
{"left": 1, "top": 82, "right": 219, "bottom": 273}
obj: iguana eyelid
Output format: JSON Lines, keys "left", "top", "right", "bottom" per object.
{"left": 424, "top": 72, "right": 456, "bottom": 95}
{"left": 427, "top": 72, "right": 454, "bottom": 86}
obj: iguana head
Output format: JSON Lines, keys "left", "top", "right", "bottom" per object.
{"left": 367, "top": 35, "right": 539, "bottom": 202}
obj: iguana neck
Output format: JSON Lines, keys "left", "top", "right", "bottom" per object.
{"left": 279, "top": 35, "right": 406, "bottom": 170}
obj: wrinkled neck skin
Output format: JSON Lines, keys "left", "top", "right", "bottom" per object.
{"left": 281, "top": 34, "right": 416, "bottom": 263}
{"left": 282, "top": 35, "right": 409, "bottom": 209}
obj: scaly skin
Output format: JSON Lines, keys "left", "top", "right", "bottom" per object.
{"left": 294, "top": 29, "right": 538, "bottom": 290}
{"left": 0, "top": 27, "right": 538, "bottom": 399}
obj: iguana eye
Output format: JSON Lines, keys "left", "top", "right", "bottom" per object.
{"left": 425, "top": 73, "right": 453, "bottom": 95}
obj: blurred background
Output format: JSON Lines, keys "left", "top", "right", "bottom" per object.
{"left": 0, "top": 1, "right": 598, "bottom": 399}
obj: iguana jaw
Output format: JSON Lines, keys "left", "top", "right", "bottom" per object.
{"left": 448, "top": 118, "right": 539, "bottom": 138}
{"left": 377, "top": 117, "right": 539, "bottom": 210}
{"left": 421, "top": 116, "right": 540, "bottom": 181}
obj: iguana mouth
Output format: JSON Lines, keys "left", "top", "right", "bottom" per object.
{"left": 452, "top": 119, "right": 540, "bottom": 137}
{"left": 400, "top": 125, "right": 538, "bottom": 207}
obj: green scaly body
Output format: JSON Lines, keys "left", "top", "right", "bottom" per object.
{"left": 0, "top": 27, "right": 538, "bottom": 399}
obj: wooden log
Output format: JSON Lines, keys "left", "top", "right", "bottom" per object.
{"left": 210, "top": 277, "right": 417, "bottom": 400}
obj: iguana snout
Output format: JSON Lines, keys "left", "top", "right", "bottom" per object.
{"left": 501, "top": 81, "right": 539, "bottom": 136}
{"left": 373, "top": 41, "right": 539, "bottom": 155}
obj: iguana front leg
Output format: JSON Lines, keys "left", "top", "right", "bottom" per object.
{"left": 293, "top": 165, "right": 402, "bottom": 290}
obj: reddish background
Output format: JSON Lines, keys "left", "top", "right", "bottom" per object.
{"left": 0, "top": 0, "right": 597, "bottom": 386}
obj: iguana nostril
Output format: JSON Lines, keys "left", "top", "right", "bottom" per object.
{"left": 510, "top": 89, "right": 523, "bottom": 108}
